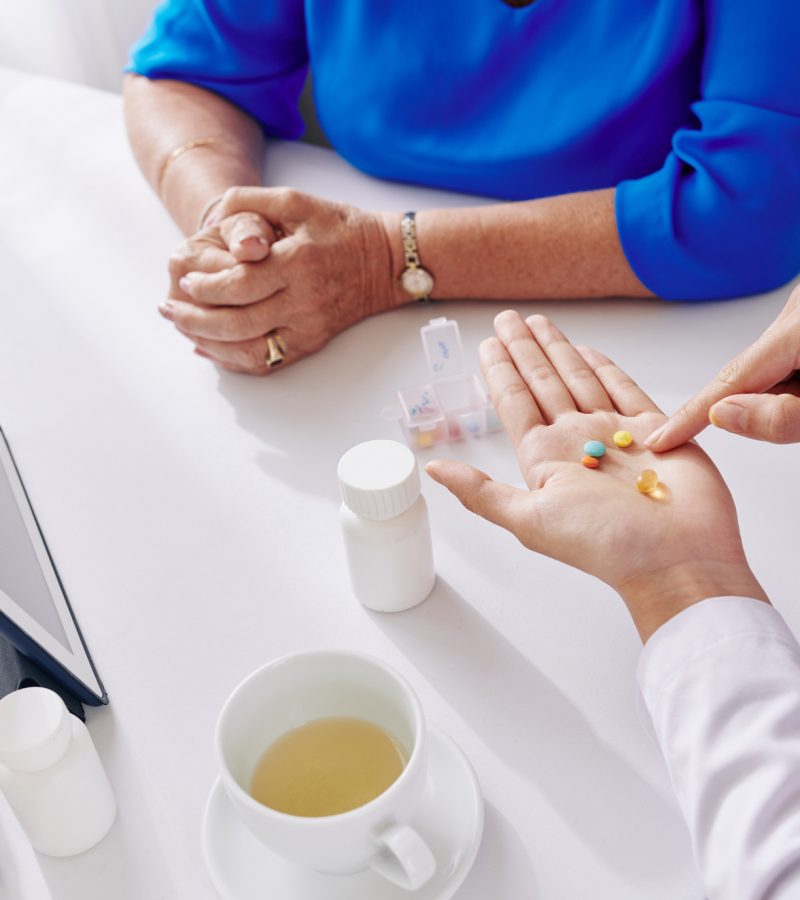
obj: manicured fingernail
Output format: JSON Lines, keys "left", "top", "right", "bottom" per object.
{"left": 643, "top": 425, "right": 666, "bottom": 447}
{"left": 179, "top": 275, "right": 193, "bottom": 294}
{"left": 158, "top": 300, "right": 175, "bottom": 321}
{"left": 710, "top": 400, "right": 748, "bottom": 432}
{"left": 239, "top": 234, "right": 268, "bottom": 247}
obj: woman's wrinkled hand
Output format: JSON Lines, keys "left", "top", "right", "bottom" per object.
{"left": 645, "top": 283, "right": 800, "bottom": 449}
{"left": 426, "top": 312, "right": 766, "bottom": 641}
{"left": 159, "top": 186, "right": 398, "bottom": 374}
{"left": 165, "top": 205, "right": 276, "bottom": 304}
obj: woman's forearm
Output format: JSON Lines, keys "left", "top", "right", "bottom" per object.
{"left": 382, "top": 188, "right": 653, "bottom": 305}
{"left": 123, "top": 79, "right": 650, "bottom": 298}
{"left": 123, "top": 75, "right": 264, "bottom": 234}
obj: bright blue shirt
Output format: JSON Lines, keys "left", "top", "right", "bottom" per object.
{"left": 127, "top": 0, "right": 800, "bottom": 300}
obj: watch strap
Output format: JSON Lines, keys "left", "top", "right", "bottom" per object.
{"left": 400, "top": 212, "right": 434, "bottom": 302}
{"left": 401, "top": 211, "right": 422, "bottom": 268}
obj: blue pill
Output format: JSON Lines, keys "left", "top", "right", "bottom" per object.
{"left": 583, "top": 440, "right": 606, "bottom": 458}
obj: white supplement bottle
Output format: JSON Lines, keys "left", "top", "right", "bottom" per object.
{"left": 338, "top": 439, "right": 435, "bottom": 612}
{"left": 0, "top": 687, "right": 117, "bottom": 857}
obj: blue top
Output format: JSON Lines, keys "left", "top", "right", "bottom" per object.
{"left": 127, "top": 0, "right": 800, "bottom": 300}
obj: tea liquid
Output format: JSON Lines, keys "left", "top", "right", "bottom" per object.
{"left": 250, "top": 716, "right": 407, "bottom": 817}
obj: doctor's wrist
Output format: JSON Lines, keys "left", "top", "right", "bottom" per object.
{"left": 617, "top": 560, "right": 769, "bottom": 644}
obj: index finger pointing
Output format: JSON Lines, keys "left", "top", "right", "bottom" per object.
{"left": 646, "top": 335, "right": 794, "bottom": 451}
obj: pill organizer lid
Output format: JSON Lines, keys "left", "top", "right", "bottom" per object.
{"left": 420, "top": 317, "right": 466, "bottom": 380}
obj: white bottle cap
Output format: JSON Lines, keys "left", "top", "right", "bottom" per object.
{"left": 0, "top": 688, "right": 72, "bottom": 772}
{"left": 338, "top": 440, "right": 421, "bottom": 521}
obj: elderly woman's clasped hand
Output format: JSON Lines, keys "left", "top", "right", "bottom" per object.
{"left": 426, "top": 311, "right": 766, "bottom": 642}
{"left": 159, "top": 187, "right": 398, "bottom": 373}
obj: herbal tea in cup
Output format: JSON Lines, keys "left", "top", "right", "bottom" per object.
{"left": 250, "top": 715, "right": 407, "bottom": 817}
{"left": 215, "top": 650, "right": 436, "bottom": 889}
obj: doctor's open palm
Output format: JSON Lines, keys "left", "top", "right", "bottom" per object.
{"left": 427, "top": 312, "right": 766, "bottom": 642}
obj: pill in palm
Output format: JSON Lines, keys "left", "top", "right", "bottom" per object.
{"left": 583, "top": 440, "right": 606, "bottom": 458}
{"left": 636, "top": 469, "right": 659, "bottom": 493}
{"left": 581, "top": 455, "right": 600, "bottom": 469}
{"left": 613, "top": 430, "right": 633, "bottom": 448}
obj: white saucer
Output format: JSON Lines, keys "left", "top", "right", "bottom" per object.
{"left": 202, "top": 726, "right": 484, "bottom": 900}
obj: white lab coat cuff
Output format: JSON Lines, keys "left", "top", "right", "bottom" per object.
{"left": 637, "top": 596, "right": 795, "bottom": 703}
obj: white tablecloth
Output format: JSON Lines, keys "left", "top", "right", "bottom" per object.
{"left": 0, "top": 67, "right": 798, "bottom": 900}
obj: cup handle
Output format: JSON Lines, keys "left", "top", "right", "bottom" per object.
{"left": 370, "top": 823, "right": 436, "bottom": 890}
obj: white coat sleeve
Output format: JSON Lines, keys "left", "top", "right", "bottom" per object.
{"left": 638, "top": 596, "right": 800, "bottom": 900}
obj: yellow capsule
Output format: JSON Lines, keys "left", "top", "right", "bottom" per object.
{"left": 636, "top": 469, "right": 659, "bottom": 493}
{"left": 417, "top": 430, "right": 435, "bottom": 448}
{"left": 613, "top": 430, "right": 633, "bottom": 448}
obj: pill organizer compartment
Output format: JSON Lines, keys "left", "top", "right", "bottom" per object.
{"left": 388, "top": 317, "right": 500, "bottom": 450}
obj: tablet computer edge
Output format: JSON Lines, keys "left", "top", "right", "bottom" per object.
{"left": 0, "top": 427, "right": 107, "bottom": 706}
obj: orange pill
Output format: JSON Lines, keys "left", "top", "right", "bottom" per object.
{"left": 582, "top": 455, "right": 600, "bottom": 469}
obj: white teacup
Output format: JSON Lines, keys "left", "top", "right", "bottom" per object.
{"left": 215, "top": 650, "right": 436, "bottom": 890}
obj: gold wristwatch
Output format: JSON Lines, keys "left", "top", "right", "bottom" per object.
{"left": 399, "top": 212, "right": 434, "bottom": 302}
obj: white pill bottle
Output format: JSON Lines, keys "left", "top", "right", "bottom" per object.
{"left": 0, "top": 687, "right": 117, "bottom": 857}
{"left": 338, "top": 440, "right": 435, "bottom": 612}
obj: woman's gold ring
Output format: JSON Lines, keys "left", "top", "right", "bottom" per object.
{"left": 265, "top": 331, "right": 287, "bottom": 368}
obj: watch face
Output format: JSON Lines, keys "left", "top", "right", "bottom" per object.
{"left": 401, "top": 267, "right": 434, "bottom": 298}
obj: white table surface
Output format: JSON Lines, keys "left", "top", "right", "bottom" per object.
{"left": 0, "top": 67, "right": 798, "bottom": 900}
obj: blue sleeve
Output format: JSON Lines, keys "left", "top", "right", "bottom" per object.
{"left": 125, "top": 0, "right": 308, "bottom": 140}
{"left": 616, "top": 1, "right": 800, "bottom": 300}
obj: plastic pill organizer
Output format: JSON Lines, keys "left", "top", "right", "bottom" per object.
{"left": 384, "top": 317, "right": 502, "bottom": 450}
